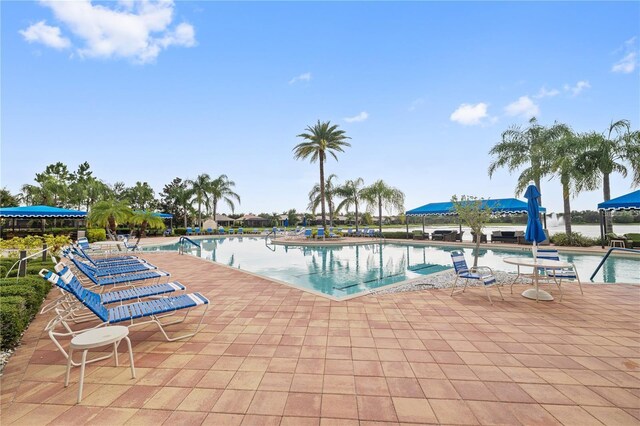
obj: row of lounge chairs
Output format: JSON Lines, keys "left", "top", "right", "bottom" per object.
{"left": 185, "top": 227, "right": 263, "bottom": 236}
{"left": 39, "top": 241, "right": 209, "bottom": 366}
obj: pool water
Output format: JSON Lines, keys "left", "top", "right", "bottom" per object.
{"left": 143, "top": 237, "right": 640, "bottom": 299}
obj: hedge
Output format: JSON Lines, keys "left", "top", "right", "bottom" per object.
{"left": 0, "top": 274, "right": 53, "bottom": 350}
{"left": 550, "top": 232, "right": 600, "bottom": 247}
{"left": 381, "top": 231, "right": 413, "bottom": 239}
{"left": 0, "top": 296, "right": 28, "bottom": 349}
{"left": 87, "top": 228, "right": 107, "bottom": 243}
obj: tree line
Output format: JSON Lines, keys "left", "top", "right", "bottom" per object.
{"left": 488, "top": 118, "right": 639, "bottom": 239}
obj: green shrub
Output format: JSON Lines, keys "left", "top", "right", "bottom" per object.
{"left": 87, "top": 228, "right": 107, "bottom": 243}
{"left": 0, "top": 276, "right": 52, "bottom": 300}
{"left": 174, "top": 228, "right": 187, "bottom": 235}
{"left": 550, "top": 232, "right": 599, "bottom": 247}
{"left": 381, "top": 231, "right": 413, "bottom": 239}
{"left": 0, "top": 296, "right": 29, "bottom": 350}
{"left": 0, "top": 286, "right": 42, "bottom": 317}
{"left": 0, "top": 265, "right": 6, "bottom": 278}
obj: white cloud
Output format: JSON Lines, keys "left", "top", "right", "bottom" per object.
{"left": 19, "top": 20, "right": 70, "bottom": 50}
{"left": 20, "top": 0, "right": 195, "bottom": 63}
{"left": 449, "top": 103, "right": 489, "bottom": 126}
{"left": 533, "top": 86, "right": 560, "bottom": 99}
{"left": 289, "top": 72, "right": 312, "bottom": 84}
{"left": 504, "top": 96, "right": 539, "bottom": 118}
{"left": 612, "top": 37, "right": 638, "bottom": 74}
{"left": 408, "top": 98, "right": 424, "bottom": 112}
{"left": 344, "top": 111, "right": 369, "bottom": 123}
{"left": 612, "top": 52, "right": 637, "bottom": 74}
{"left": 563, "top": 80, "right": 591, "bottom": 96}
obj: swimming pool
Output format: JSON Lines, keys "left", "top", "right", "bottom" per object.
{"left": 142, "top": 237, "right": 640, "bottom": 299}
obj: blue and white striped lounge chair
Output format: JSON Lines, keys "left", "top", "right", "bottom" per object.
{"left": 73, "top": 257, "right": 157, "bottom": 277}
{"left": 122, "top": 237, "right": 138, "bottom": 252}
{"left": 228, "top": 228, "right": 234, "bottom": 235}
{"left": 304, "top": 229, "right": 312, "bottom": 239}
{"left": 46, "top": 264, "right": 186, "bottom": 308}
{"left": 237, "top": 228, "right": 243, "bottom": 235}
{"left": 450, "top": 251, "right": 503, "bottom": 304}
{"left": 194, "top": 227, "right": 201, "bottom": 235}
{"left": 40, "top": 268, "right": 209, "bottom": 349}
{"left": 186, "top": 227, "right": 193, "bottom": 236}
{"left": 69, "top": 246, "right": 141, "bottom": 267}
{"left": 206, "top": 227, "right": 213, "bottom": 235}
{"left": 317, "top": 228, "right": 325, "bottom": 239}
{"left": 69, "top": 257, "right": 170, "bottom": 288}
{"left": 218, "top": 227, "right": 226, "bottom": 234}
{"left": 536, "top": 248, "right": 582, "bottom": 301}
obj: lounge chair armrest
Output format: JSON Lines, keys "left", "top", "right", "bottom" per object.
{"left": 470, "top": 266, "right": 494, "bottom": 275}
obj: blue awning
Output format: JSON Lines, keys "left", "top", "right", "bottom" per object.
{"left": 0, "top": 205, "right": 87, "bottom": 218}
{"left": 155, "top": 213, "right": 173, "bottom": 219}
{"left": 406, "top": 198, "right": 546, "bottom": 216}
{"left": 597, "top": 190, "right": 640, "bottom": 211}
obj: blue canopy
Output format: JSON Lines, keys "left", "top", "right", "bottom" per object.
{"left": 597, "top": 190, "right": 640, "bottom": 211}
{"left": 155, "top": 213, "right": 173, "bottom": 219}
{"left": 406, "top": 198, "right": 546, "bottom": 216}
{"left": 524, "top": 185, "right": 546, "bottom": 244}
{"left": 0, "top": 205, "right": 87, "bottom": 218}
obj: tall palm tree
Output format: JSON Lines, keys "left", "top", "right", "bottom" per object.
{"left": 488, "top": 117, "right": 566, "bottom": 205}
{"left": 577, "top": 120, "right": 640, "bottom": 233}
{"left": 335, "top": 178, "right": 365, "bottom": 231}
{"left": 293, "top": 121, "right": 351, "bottom": 231}
{"left": 308, "top": 174, "right": 339, "bottom": 227}
{"left": 129, "top": 210, "right": 165, "bottom": 244}
{"left": 88, "top": 199, "right": 132, "bottom": 240}
{"left": 548, "top": 128, "right": 597, "bottom": 240}
{"left": 187, "top": 174, "right": 211, "bottom": 227}
{"left": 209, "top": 174, "right": 241, "bottom": 221}
{"left": 361, "top": 180, "right": 405, "bottom": 234}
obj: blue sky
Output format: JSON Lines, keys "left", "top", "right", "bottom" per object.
{"left": 2, "top": 1, "right": 639, "bottom": 215}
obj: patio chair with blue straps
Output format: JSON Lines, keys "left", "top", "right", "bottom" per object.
{"left": 218, "top": 226, "right": 226, "bottom": 234}
{"left": 68, "top": 256, "right": 170, "bottom": 289}
{"left": 316, "top": 228, "right": 325, "bottom": 239}
{"left": 40, "top": 268, "right": 209, "bottom": 363}
{"left": 69, "top": 245, "right": 141, "bottom": 267}
{"left": 41, "top": 263, "right": 186, "bottom": 316}
{"left": 535, "top": 248, "right": 582, "bottom": 301}
{"left": 186, "top": 227, "right": 193, "bottom": 236}
{"left": 450, "top": 251, "right": 503, "bottom": 304}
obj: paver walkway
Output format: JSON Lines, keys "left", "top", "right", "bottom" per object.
{"left": 1, "top": 252, "right": 639, "bottom": 425}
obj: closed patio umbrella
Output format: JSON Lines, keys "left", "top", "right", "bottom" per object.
{"left": 524, "top": 184, "right": 546, "bottom": 261}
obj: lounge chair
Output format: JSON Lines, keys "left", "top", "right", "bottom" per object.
{"left": 316, "top": 228, "right": 325, "bottom": 239}
{"left": 70, "top": 246, "right": 141, "bottom": 267}
{"left": 194, "top": 227, "right": 201, "bottom": 235}
{"left": 238, "top": 228, "right": 244, "bottom": 235}
{"left": 163, "top": 228, "right": 172, "bottom": 237}
{"left": 206, "top": 227, "right": 213, "bottom": 235}
{"left": 228, "top": 228, "right": 234, "bottom": 235}
{"left": 252, "top": 228, "right": 259, "bottom": 234}
{"left": 186, "top": 227, "right": 193, "bottom": 236}
{"left": 42, "top": 264, "right": 186, "bottom": 314}
{"left": 304, "top": 229, "right": 312, "bottom": 239}
{"left": 40, "top": 268, "right": 209, "bottom": 358}
{"left": 69, "top": 257, "right": 170, "bottom": 288}
{"left": 534, "top": 248, "right": 583, "bottom": 301}
{"left": 432, "top": 230, "right": 457, "bottom": 242}
{"left": 450, "top": 251, "right": 503, "bottom": 304}
{"left": 218, "top": 227, "right": 226, "bottom": 234}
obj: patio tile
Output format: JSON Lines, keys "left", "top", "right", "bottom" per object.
{"left": 466, "top": 400, "right": 521, "bottom": 425}
{"left": 212, "top": 389, "right": 255, "bottom": 414}
{"left": 283, "top": 392, "right": 322, "bottom": 417}
{"left": 202, "top": 413, "right": 244, "bottom": 425}
{"left": 392, "top": 397, "right": 437, "bottom": 423}
{"left": 418, "top": 379, "right": 460, "bottom": 399}
{"left": 246, "top": 390, "right": 288, "bottom": 416}
{"left": 124, "top": 409, "right": 173, "bottom": 424}
{"left": 323, "top": 374, "right": 356, "bottom": 394}
{"left": 164, "top": 410, "right": 208, "bottom": 425}
{"left": 290, "top": 373, "right": 324, "bottom": 393}
{"left": 177, "top": 388, "right": 223, "bottom": 411}
{"left": 258, "top": 372, "right": 293, "bottom": 391}
{"left": 321, "top": 394, "right": 358, "bottom": 419}
{"left": 542, "top": 405, "right": 604, "bottom": 425}
{"left": 355, "top": 376, "right": 390, "bottom": 396}
{"left": 429, "top": 398, "right": 479, "bottom": 425}
{"left": 356, "top": 395, "right": 398, "bottom": 422}
{"left": 142, "top": 387, "right": 188, "bottom": 410}
{"left": 385, "top": 377, "right": 424, "bottom": 398}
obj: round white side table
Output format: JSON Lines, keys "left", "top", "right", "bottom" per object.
{"left": 65, "top": 326, "right": 135, "bottom": 403}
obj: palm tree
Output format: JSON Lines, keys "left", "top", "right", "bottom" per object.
{"left": 361, "top": 180, "right": 405, "bottom": 234}
{"left": 308, "top": 174, "right": 339, "bottom": 227}
{"left": 88, "top": 199, "right": 132, "bottom": 240}
{"left": 129, "top": 210, "right": 165, "bottom": 244}
{"left": 548, "top": 128, "right": 597, "bottom": 240}
{"left": 187, "top": 174, "right": 211, "bottom": 227}
{"left": 488, "top": 117, "right": 566, "bottom": 205}
{"left": 293, "top": 120, "right": 351, "bottom": 231}
{"left": 209, "top": 174, "right": 241, "bottom": 221}
{"left": 577, "top": 120, "right": 640, "bottom": 233}
{"left": 0, "top": 187, "right": 20, "bottom": 207}
{"left": 335, "top": 178, "right": 365, "bottom": 231}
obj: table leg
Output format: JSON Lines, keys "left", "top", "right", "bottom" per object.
{"left": 114, "top": 342, "right": 119, "bottom": 367}
{"left": 125, "top": 336, "right": 136, "bottom": 379}
{"left": 65, "top": 348, "right": 73, "bottom": 388}
{"left": 78, "top": 350, "right": 88, "bottom": 403}
{"left": 521, "top": 265, "right": 554, "bottom": 301}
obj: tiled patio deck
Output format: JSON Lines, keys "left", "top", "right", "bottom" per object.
{"left": 1, "top": 252, "right": 639, "bottom": 425}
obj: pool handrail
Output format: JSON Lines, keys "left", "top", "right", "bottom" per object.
{"left": 589, "top": 247, "right": 640, "bottom": 281}
{"left": 179, "top": 236, "right": 200, "bottom": 248}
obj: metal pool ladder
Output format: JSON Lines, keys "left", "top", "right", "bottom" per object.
{"left": 589, "top": 247, "right": 640, "bottom": 281}
{"left": 178, "top": 236, "right": 201, "bottom": 255}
